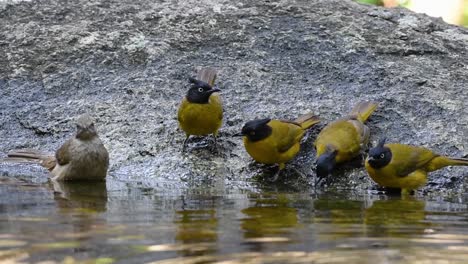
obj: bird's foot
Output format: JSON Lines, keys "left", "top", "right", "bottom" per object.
{"left": 269, "top": 168, "right": 282, "bottom": 182}
{"left": 182, "top": 136, "right": 190, "bottom": 153}
{"left": 211, "top": 134, "right": 220, "bottom": 154}
{"left": 314, "top": 174, "right": 331, "bottom": 188}
{"left": 291, "top": 167, "right": 307, "bottom": 180}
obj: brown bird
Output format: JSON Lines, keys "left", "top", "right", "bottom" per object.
{"left": 3, "top": 114, "right": 109, "bottom": 181}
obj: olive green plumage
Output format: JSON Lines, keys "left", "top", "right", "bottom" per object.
{"left": 315, "top": 101, "right": 378, "bottom": 179}
{"left": 366, "top": 138, "right": 468, "bottom": 194}
{"left": 177, "top": 68, "right": 223, "bottom": 151}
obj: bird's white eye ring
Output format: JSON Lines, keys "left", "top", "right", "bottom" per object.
{"left": 198, "top": 87, "right": 204, "bottom": 92}
{"left": 380, "top": 153, "right": 385, "bottom": 159}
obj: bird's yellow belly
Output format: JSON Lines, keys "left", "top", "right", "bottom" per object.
{"left": 178, "top": 102, "right": 222, "bottom": 136}
{"left": 244, "top": 138, "right": 299, "bottom": 166}
{"left": 365, "top": 162, "right": 427, "bottom": 190}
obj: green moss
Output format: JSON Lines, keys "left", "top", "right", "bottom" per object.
{"left": 355, "top": 0, "right": 384, "bottom": 5}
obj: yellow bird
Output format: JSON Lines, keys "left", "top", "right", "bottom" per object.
{"left": 365, "top": 138, "right": 468, "bottom": 194}
{"left": 177, "top": 67, "right": 222, "bottom": 151}
{"left": 236, "top": 114, "right": 320, "bottom": 180}
{"left": 314, "top": 101, "right": 378, "bottom": 180}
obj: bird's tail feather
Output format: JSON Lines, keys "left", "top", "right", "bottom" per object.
{"left": 427, "top": 156, "right": 468, "bottom": 172}
{"left": 7, "top": 149, "right": 50, "bottom": 159}
{"left": 349, "top": 101, "right": 378, "bottom": 123}
{"left": 196, "top": 67, "right": 217, "bottom": 87}
{"left": 294, "top": 113, "right": 320, "bottom": 130}
{"left": 4, "top": 149, "right": 56, "bottom": 171}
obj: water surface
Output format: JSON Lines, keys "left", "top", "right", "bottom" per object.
{"left": 0, "top": 174, "right": 468, "bottom": 264}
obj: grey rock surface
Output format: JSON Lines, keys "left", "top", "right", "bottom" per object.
{"left": 0, "top": 0, "right": 467, "bottom": 193}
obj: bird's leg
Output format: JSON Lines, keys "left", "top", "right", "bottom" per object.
{"left": 182, "top": 135, "right": 190, "bottom": 152}
{"left": 291, "top": 167, "right": 307, "bottom": 180}
{"left": 270, "top": 170, "right": 281, "bottom": 182}
{"left": 211, "top": 134, "right": 219, "bottom": 153}
{"left": 270, "top": 164, "right": 285, "bottom": 182}
{"left": 400, "top": 188, "right": 415, "bottom": 196}
{"left": 383, "top": 187, "right": 405, "bottom": 196}
{"left": 314, "top": 174, "right": 324, "bottom": 187}
{"left": 315, "top": 172, "right": 329, "bottom": 188}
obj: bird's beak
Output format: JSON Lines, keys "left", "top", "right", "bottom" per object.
{"left": 232, "top": 132, "right": 244, "bottom": 137}
{"left": 367, "top": 156, "right": 374, "bottom": 161}
{"left": 209, "top": 88, "right": 221, "bottom": 93}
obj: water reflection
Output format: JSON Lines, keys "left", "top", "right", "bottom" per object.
{"left": 51, "top": 181, "right": 107, "bottom": 213}
{"left": 51, "top": 181, "right": 107, "bottom": 238}
{"left": 364, "top": 196, "right": 430, "bottom": 238}
{"left": 0, "top": 178, "right": 110, "bottom": 263}
{"left": 47, "top": 181, "right": 108, "bottom": 257}
{"left": 241, "top": 194, "right": 298, "bottom": 252}
{"left": 313, "top": 196, "right": 364, "bottom": 241}
{"left": 174, "top": 195, "right": 218, "bottom": 257}
{"left": 1, "top": 176, "right": 468, "bottom": 263}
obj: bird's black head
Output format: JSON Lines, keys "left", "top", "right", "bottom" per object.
{"left": 186, "top": 77, "right": 220, "bottom": 104}
{"left": 239, "top": 118, "right": 272, "bottom": 142}
{"left": 367, "top": 137, "right": 392, "bottom": 169}
{"left": 315, "top": 146, "right": 338, "bottom": 179}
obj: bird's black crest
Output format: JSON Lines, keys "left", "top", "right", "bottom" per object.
{"left": 367, "top": 138, "right": 392, "bottom": 169}
{"left": 186, "top": 78, "right": 219, "bottom": 104}
{"left": 377, "top": 137, "right": 387, "bottom": 147}
{"left": 244, "top": 118, "right": 271, "bottom": 129}
{"left": 189, "top": 77, "right": 212, "bottom": 89}
{"left": 241, "top": 118, "right": 272, "bottom": 142}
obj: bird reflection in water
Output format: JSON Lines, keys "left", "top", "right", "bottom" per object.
{"left": 364, "top": 196, "right": 429, "bottom": 238}
{"left": 241, "top": 194, "right": 298, "bottom": 251}
{"left": 174, "top": 195, "right": 219, "bottom": 257}
{"left": 50, "top": 181, "right": 108, "bottom": 253}
{"left": 312, "top": 195, "right": 428, "bottom": 243}
{"left": 313, "top": 197, "right": 364, "bottom": 241}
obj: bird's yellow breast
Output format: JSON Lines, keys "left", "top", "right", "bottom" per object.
{"left": 178, "top": 93, "right": 223, "bottom": 136}
{"left": 243, "top": 136, "right": 300, "bottom": 166}
{"left": 243, "top": 120, "right": 303, "bottom": 166}
{"left": 365, "top": 157, "right": 427, "bottom": 191}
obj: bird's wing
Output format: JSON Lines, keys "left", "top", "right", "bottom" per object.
{"left": 209, "top": 93, "right": 223, "bottom": 120}
{"left": 273, "top": 121, "right": 303, "bottom": 153}
{"left": 388, "top": 144, "right": 437, "bottom": 177}
{"left": 177, "top": 98, "right": 189, "bottom": 123}
{"left": 55, "top": 139, "right": 73, "bottom": 166}
{"left": 346, "top": 119, "right": 370, "bottom": 147}
{"left": 315, "top": 120, "right": 361, "bottom": 157}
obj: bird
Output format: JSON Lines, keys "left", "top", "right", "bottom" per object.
{"left": 365, "top": 137, "right": 468, "bottom": 194}
{"left": 177, "top": 67, "right": 222, "bottom": 152}
{"left": 314, "top": 101, "right": 378, "bottom": 182}
{"left": 236, "top": 113, "right": 320, "bottom": 181}
{"left": 3, "top": 114, "right": 109, "bottom": 181}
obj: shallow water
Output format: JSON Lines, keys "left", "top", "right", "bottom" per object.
{"left": 0, "top": 174, "right": 468, "bottom": 264}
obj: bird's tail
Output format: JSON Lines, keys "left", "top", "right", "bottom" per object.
{"left": 294, "top": 113, "right": 320, "bottom": 130}
{"left": 3, "top": 149, "right": 56, "bottom": 171}
{"left": 196, "top": 67, "right": 217, "bottom": 87}
{"left": 349, "top": 101, "right": 378, "bottom": 123}
{"left": 427, "top": 156, "right": 468, "bottom": 172}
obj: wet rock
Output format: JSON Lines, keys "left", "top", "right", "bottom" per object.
{"left": 0, "top": 0, "right": 467, "bottom": 193}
